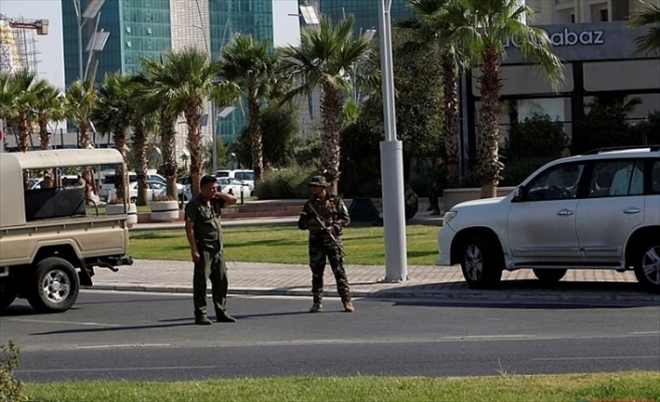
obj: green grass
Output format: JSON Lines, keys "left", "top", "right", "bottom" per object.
{"left": 128, "top": 225, "right": 439, "bottom": 265}
{"left": 24, "top": 372, "right": 660, "bottom": 402}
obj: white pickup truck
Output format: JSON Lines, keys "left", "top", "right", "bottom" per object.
{"left": 0, "top": 149, "right": 133, "bottom": 313}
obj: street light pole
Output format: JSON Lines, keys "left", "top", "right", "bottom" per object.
{"left": 378, "top": 0, "right": 408, "bottom": 282}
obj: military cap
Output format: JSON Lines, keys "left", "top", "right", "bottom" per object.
{"left": 308, "top": 175, "right": 330, "bottom": 187}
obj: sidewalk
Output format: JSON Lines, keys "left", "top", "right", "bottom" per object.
{"left": 89, "top": 207, "right": 660, "bottom": 305}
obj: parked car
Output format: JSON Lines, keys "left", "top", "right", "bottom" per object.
{"left": 215, "top": 169, "right": 254, "bottom": 191}
{"left": 437, "top": 146, "right": 660, "bottom": 292}
{"left": 102, "top": 172, "right": 185, "bottom": 201}
{"left": 216, "top": 177, "right": 252, "bottom": 196}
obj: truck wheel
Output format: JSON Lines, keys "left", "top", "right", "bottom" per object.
{"left": 27, "top": 257, "right": 80, "bottom": 313}
{"left": 0, "top": 290, "right": 17, "bottom": 311}
{"left": 633, "top": 242, "right": 660, "bottom": 293}
{"left": 533, "top": 268, "right": 567, "bottom": 284}
{"left": 460, "top": 235, "right": 503, "bottom": 289}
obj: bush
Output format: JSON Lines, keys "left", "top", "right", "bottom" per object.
{"left": 629, "top": 111, "right": 660, "bottom": 145}
{"left": 504, "top": 114, "right": 568, "bottom": 160}
{"left": 0, "top": 341, "right": 25, "bottom": 402}
{"left": 256, "top": 165, "right": 319, "bottom": 199}
{"left": 500, "top": 114, "right": 568, "bottom": 186}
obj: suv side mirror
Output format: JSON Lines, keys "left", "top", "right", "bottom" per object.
{"left": 513, "top": 185, "right": 524, "bottom": 201}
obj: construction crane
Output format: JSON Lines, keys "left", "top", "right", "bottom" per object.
{"left": 0, "top": 15, "right": 49, "bottom": 35}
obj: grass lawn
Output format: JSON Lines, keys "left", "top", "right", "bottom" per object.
{"left": 24, "top": 372, "right": 660, "bottom": 402}
{"left": 128, "top": 225, "right": 439, "bottom": 265}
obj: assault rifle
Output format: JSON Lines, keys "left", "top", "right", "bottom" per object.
{"left": 307, "top": 203, "right": 346, "bottom": 258}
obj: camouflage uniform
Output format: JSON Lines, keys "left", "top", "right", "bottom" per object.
{"left": 298, "top": 189, "right": 352, "bottom": 308}
{"left": 185, "top": 195, "right": 229, "bottom": 320}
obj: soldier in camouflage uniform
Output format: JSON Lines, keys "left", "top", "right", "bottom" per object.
{"left": 185, "top": 175, "right": 237, "bottom": 325}
{"left": 298, "top": 176, "right": 354, "bottom": 313}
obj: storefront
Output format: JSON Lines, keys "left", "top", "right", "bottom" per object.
{"left": 460, "top": 21, "right": 660, "bottom": 169}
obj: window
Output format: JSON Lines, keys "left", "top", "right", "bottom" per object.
{"left": 652, "top": 160, "right": 660, "bottom": 195}
{"left": 588, "top": 160, "right": 645, "bottom": 197}
{"left": 599, "top": 9, "right": 608, "bottom": 22}
{"left": 608, "top": 161, "right": 644, "bottom": 196}
{"left": 525, "top": 163, "right": 585, "bottom": 201}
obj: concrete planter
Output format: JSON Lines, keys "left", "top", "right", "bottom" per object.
{"left": 106, "top": 203, "right": 138, "bottom": 228}
{"left": 150, "top": 200, "right": 179, "bottom": 222}
{"left": 443, "top": 187, "right": 515, "bottom": 211}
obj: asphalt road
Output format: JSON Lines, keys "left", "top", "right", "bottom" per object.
{"left": 1, "top": 291, "right": 659, "bottom": 382}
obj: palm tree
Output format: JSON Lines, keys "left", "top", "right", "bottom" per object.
{"left": 128, "top": 80, "right": 158, "bottom": 206}
{"left": 279, "top": 15, "right": 374, "bottom": 194}
{"left": 65, "top": 77, "right": 98, "bottom": 185}
{"left": 438, "top": 0, "right": 564, "bottom": 198}
{"left": 407, "top": 0, "right": 468, "bottom": 187}
{"left": 0, "top": 72, "right": 17, "bottom": 137}
{"left": 8, "top": 70, "right": 44, "bottom": 153}
{"left": 65, "top": 78, "right": 97, "bottom": 151}
{"left": 137, "top": 55, "right": 181, "bottom": 200}
{"left": 629, "top": 4, "right": 660, "bottom": 54}
{"left": 221, "top": 34, "right": 281, "bottom": 182}
{"left": 160, "top": 47, "right": 240, "bottom": 196}
{"left": 33, "top": 81, "right": 65, "bottom": 151}
{"left": 93, "top": 73, "right": 134, "bottom": 201}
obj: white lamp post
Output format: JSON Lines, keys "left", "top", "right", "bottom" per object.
{"left": 378, "top": 0, "right": 408, "bottom": 282}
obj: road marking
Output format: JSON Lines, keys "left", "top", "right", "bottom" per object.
{"left": 629, "top": 331, "right": 660, "bottom": 335}
{"left": 77, "top": 344, "right": 171, "bottom": 350}
{"left": 9, "top": 318, "right": 121, "bottom": 327}
{"left": 531, "top": 356, "right": 660, "bottom": 362}
{"left": 16, "top": 365, "right": 217, "bottom": 373}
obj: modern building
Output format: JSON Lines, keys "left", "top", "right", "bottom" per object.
{"left": 300, "top": 0, "right": 412, "bottom": 34}
{"left": 527, "top": 0, "right": 656, "bottom": 24}
{"left": 60, "top": 0, "right": 278, "bottom": 158}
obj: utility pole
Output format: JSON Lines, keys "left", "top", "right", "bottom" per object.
{"left": 378, "top": 0, "right": 408, "bottom": 282}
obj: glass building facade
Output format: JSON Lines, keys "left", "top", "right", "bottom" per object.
{"left": 210, "top": 0, "right": 274, "bottom": 145}
{"left": 298, "top": 0, "right": 412, "bottom": 35}
{"left": 62, "top": 0, "right": 172, "bottom": 86}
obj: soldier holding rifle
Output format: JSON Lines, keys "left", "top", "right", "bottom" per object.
{"left": 297, "top": 175, "right": 354, "bottom": 313}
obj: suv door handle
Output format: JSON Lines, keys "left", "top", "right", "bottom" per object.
{"left": 556, "top": 209, "right": 574, "bottom": 216}
{"left": 623, "top": 208, "right": 642, "bottom": 214}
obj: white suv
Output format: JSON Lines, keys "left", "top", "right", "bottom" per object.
{"left": 437, "top": 147, "right": 660, "bottom": 292}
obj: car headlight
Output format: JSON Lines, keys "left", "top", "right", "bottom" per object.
{"left": 443, "top": 211, "right": 458, "bottom": 226}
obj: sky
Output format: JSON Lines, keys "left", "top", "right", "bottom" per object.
{"left": 1, "top": 0, "right": 300, "bottom": 90}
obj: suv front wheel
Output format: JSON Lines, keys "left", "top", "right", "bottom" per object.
{"left": 633, "top": 241, "right": 660, "bottom": 293}
{"left": 460, "top": 235, "right": 503, "bottom": 289}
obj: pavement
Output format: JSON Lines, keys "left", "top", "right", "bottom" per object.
{"left": 88, "top": 208, "right": 660, "bottom": 306}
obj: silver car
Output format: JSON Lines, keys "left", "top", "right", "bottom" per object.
{"left": 437, "top": 146, "right": 660, "bottom": 292}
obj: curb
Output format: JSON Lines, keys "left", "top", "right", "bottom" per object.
{"left": 85, "top": 284, "right": 660, "bottom": 306}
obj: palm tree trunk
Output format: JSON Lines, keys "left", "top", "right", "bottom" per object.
{"left": 78, "top": 121, "right": 93, "bottom": 186}
{"left": 160, "top": 109, "right": 178, "bottom": 200}
{"left": 38, "top": 115, "right": 50, "bottom": 150}
{"left": 18, "top": 110, "right": 29, "bottom": 153}
{"left": 442, "top": 55, "right": 460, "bottom": 188}
{"left": 477, "top": 45, "right": 503, "bottom": 199}
{"left": 248, "top": 95, "right": 264, "bottom": 183}
{"left": 185, "top": 106, "right": 202, "bottom": 197}
{"left": 320, "top": 83, "right": 342, "bottom": 195}
{"left": 113, "top": 128, "right": 128, "bottom": 201}
{"left": 132, "top": 121, "right": 149, "bottom": 206}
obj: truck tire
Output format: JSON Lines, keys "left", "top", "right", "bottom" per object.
{"left": 27, "top": 257, "right": 80, "bottom": 313}
{"left": 0, "top": 290, "right": 17, "bottom": 311}
{"left": 460, "top": 235, "right": 503, "bottom": 289}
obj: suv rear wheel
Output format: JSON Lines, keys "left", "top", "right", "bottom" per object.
{"left": 460, "top": 235, "right": 503, "bottom": 289}
{"left": 633, "top": 241, "right": 660, "bottom": 293}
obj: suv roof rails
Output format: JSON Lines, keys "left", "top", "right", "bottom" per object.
{"left": 584, "top": 145, "right": 660, "bottom": 155}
